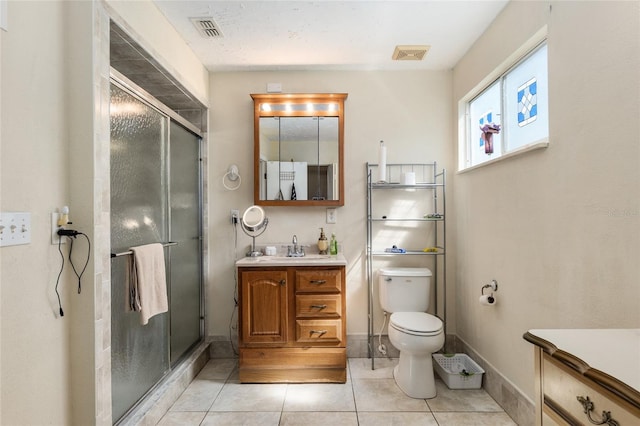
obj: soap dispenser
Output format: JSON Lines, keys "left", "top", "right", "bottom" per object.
{"left": 318, "top": 228, "right": 329, "bottom": 255}
{"left": 330, "top": 233, "right": 338, "bottom": 255}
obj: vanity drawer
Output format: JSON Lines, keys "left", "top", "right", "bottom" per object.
{"left": 295, "top": 269, "right": 342, "bottom": 293}
{"left": 296, "top": 319, "right": 342, "bottom": 344}
{"left": 296, "top": 295, "right": 341, "bottom": 318}
{"left": 543, "top": 355, "right": 639, "bottom": 425}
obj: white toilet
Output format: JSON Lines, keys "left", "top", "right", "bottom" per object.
{"left": 378, "top": 267, "right": 444, "bottom": 399}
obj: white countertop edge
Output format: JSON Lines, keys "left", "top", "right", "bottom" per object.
{"left": 235, "top": 253, "right": 347, "bottom": 267}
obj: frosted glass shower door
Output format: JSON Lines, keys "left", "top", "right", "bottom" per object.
{"left": 110, "top": 83, "right": 170, "bottom": 422}
{"left": 169, "top": 121, "right": 202, "bottom": 363}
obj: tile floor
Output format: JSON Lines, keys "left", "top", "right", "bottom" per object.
{"left": 156, "top": 358, "right": 518, "bottom": 426}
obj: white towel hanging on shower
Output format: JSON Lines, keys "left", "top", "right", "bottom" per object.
{"left": 126, "top": 243, "right": 168, "bottom": 325}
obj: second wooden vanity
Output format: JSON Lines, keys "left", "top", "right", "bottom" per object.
{"left": 236, "top": 255, "right": 347, "bottom": 383}
{"left": 524, "top": 329, "right": 640, "bottom": 426}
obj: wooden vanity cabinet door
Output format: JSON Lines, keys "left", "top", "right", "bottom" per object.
{"left": 239, "top": 268, "right": 288, "bottom": 345}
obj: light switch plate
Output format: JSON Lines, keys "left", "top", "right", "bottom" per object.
{"left": 0, "top": 212, "right": 31, "bottom": 247}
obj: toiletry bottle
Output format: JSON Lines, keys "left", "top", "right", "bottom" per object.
{"left": 330, "top": 233, "right": 338, "bottom": 255}
{"left": 318, "top": 228, "right": 329, "bottom": 255}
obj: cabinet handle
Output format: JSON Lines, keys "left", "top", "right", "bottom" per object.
{"left": 310, "top": 330, "right": 327, "bottom": 336}
{"left": 310, "top": 280, "right": 327, "bottom": 284}
{"left": 310, "top": 304, "right": 327, "bottom": 309}
{"left": 576, "top": 396, "right": 620, "bottom": 426}
{"left": 279, "top": 279, "right": 286, "bottom": 286}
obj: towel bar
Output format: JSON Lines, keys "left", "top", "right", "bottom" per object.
{"left": 110, "top": 242, "right": 178, "bottom": 258}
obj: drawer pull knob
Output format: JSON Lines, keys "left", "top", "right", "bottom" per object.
{"left": 310, "top": 279, "right": 327, "bottom": 284}
{"left": 310, "top": 304, "right": 328, "bottom": 309}
{"left": 310, "top": 330, "right": 328, "bottom": 336}
{"left": 576, "top": 396, "right": 620, "bottom": 426}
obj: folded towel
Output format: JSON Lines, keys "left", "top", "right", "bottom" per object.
{"left": 384, "top": 245, "right": 406, "bottom": 253}
{"left": 126, "top": 243, "right": 168, "bottom": 325}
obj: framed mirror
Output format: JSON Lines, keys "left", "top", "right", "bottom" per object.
{"left": 251, "top": 93, "right": 347, "bottom": 206}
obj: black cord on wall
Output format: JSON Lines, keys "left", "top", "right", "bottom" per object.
{"left": 54, "top": 230, "right": 91, "bottom": 317}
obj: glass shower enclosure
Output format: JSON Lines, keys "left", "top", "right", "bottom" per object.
{"left": 110, "top": 80, "right": 203, "bottom": 422}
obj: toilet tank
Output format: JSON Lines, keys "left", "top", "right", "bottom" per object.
{"left": 378, "top": 267, "right": 432, "bottom": 313}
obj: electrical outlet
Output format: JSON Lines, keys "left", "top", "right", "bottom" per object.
{"left": 326, "top": 208, "right": 337, "bottom": 224}
{"left": 51, "top": 212, "right": 66, "bottom": 245}
{"left": 231, "top": 209, "right": 239, "bottom": 224}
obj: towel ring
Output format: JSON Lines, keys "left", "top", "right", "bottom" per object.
{"left": 222, "top": 164, "right": 241, "bottom": 191}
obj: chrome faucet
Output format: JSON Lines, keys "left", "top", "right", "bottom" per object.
{"left": 287, "top": 234, "right": 305, "bottom": 257}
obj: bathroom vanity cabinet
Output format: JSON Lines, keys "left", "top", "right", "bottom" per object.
{"left": 524, "top": 329, "right": 640, "bottom": 426}
{"left": 236, "top": 260, "right": 347, "bottom": 383}
{"left": 365, "top": 162, "right": 446, "bottom": 369}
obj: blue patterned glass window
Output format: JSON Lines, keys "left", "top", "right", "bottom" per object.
{"left": 462, "top": 40, "right": 548, "bottom": 169}
{"left": 504, "top": 43, "right": 548, "bottom": 151}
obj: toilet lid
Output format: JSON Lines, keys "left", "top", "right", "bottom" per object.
{"left": 390, "top": 312, "right": 443, "bottom": 336}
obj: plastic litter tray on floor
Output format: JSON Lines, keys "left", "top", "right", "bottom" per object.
{"left": 433, "top": 353, "right": 485, "bottom": 389}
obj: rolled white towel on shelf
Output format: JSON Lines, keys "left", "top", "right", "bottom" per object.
{"left": 378, "top": 141, "right": 387, "bottom": 183}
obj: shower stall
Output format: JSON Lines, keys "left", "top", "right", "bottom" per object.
{"left": 109, "top": 75, "right": 203, "bottom": 422}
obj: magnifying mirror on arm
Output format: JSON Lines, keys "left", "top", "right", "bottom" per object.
{"left": 241, "top": 205, "right": 269, "bottom": 256}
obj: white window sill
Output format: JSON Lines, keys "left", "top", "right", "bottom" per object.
{"left": 457, "top": 140, "right": 549, "bottom": 174}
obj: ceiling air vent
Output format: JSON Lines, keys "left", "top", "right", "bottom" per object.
{"left": 392, "top": 45, "right": 430, "bottom": 61}
{"left": 190, "top": 17, "right": 224, "bottom": 38}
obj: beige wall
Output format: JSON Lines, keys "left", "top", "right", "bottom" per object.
{"left": 1, "top": 1, "right": 73, "bottom": 424}
{"left": 452, "top": 0, "right": 640, "bottom": 401}
{"left": 1, "top": 0, "right": 209, "bottom": 424}
{"left": 207, "top": 70, "right": 454, "bottom": 341}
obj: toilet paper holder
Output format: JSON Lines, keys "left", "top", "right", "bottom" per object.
{"left": 481, "top": 280, "right": 499, "bottom": 300}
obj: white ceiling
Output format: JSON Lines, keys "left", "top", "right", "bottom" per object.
{"left": 152, "top": 1, "right": 509, "bottom": 72}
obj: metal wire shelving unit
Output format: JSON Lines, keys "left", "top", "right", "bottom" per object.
{"left": 366, "top": 162, "right": 446, "bottom": 370}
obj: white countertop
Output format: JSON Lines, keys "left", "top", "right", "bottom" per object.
{"left": 527, "top": 328, "right": 640, "bottom": 392}
{"left": 236, "top": 253, "right": 347, "bottom": 267}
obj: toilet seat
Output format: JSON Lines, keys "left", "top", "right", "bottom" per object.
{"left": 390, "top": 312, "right": 443, "bottom": 336}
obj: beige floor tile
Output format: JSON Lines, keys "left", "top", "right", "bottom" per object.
{"left": 283, "top": 383, "right": 356, "bottom": 411}
{"left": 208, "top": 381, "right": 287, "bottom": 412}
{"left": 352, "top": 378, "right": 429, "bottom": 412}
{"left": 170, "top": 379, "right": 225, "bottom": 411}
{"left": 196, "top": 359, "right": 238, "bottom": 380}
{"left": 427, "top": 380, "right": 504, "bottom": 412}
{"left": 357, "top": 411, "right": 439, "bottom": 426}
{"left": 279, "top": 411, "right": 358, "bottom": 426}
{"left": 433, "top": 411, "right": 518, "bottom": 425}
{"left": 348, "top": 357, "right": 397, "bottom": 379}
{"left": 156, "top": 411, "right": 206, "bottom": 426}
{"left": 152, "top": 358, "right": 522, "bottom": 425}
{"left": 201, "top": 411, "right": 281, "bottom": 425}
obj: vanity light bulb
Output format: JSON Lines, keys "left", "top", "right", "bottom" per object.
{"left": 306, "top": 102, "right": 314, "bottom": 112}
